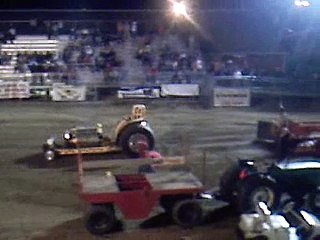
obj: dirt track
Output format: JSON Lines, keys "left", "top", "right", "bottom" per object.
{"left": 0, "top": 100, "right": 319, "bottom": 240}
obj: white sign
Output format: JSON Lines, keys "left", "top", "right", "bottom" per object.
{"left": 118, "top": 87, "right": 160, "bottom": 99}
{"left": 213, "top": 87, "right": 250, "bottom": 107}
{"left": 0, "top": 81, "right": 30, "bottom": 99}
{"left": 52, "top": 84, "right": 86, "bottom": 101}
{"left": 161, "top": 84, "right": 199, "bottom": 97}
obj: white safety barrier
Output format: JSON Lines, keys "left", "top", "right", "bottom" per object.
{"left": 161, "top": 84, "right": 199, "bottom": 97}
{"left": 213, "top": 87, "right": 251, "bottom": 107}
{"left": 0, "top": 81, "right": 30, "bottom": 99}
{"left": 52, "top": 84, "right": 86, "bottom": 101}
{"left": 117, "top": 87, "right": 160, "bottom": 99}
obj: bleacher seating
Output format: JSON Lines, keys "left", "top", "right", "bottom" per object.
{"left": 1, "top": 39, "right": 59, "bottom": 55}
{"left": 0, "top": 28, "right": 204, "bottom": 87}
{"left": 0, "top": 36, "right": 60, "bottom": 83}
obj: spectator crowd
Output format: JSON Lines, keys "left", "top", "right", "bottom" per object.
{"left": 0, "top": 19, "right": 310, "bottom": 88}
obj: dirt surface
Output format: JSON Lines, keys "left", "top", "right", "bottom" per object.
{"left": 0, "top": 100, "right": 319, "bottom": 240}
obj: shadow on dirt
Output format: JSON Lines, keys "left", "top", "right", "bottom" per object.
{"left": 14, "top": 153, "right": 77, "bottom": 169}
{"left": 140, "top": 213, "right": 173, "bottom": 229}
{"left": 15, "top": 152, "right": 129, "bottom": 169}
{"left": 140, "top": 205, "right": 238, "bottom": 229}
{"left": 31, "top": 207, "right": 239, "bottom": 240}
{"left": 31, "top": 214, "right": 172, "bottom": 240}
{"left": 32, "top": 217, "right": 125, "bottom": 240}
{"left": 205, "top": 205, "right": 238, "bottom": 227}
{"left": 31, "top": 218, "right": 83, "bottom": 240}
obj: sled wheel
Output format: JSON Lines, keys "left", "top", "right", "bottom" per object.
{"left": 172, "top": 199, "right": 203, "bottom": 228}
{"left": 85, "top": 205, "right": 116, "bottom": 235}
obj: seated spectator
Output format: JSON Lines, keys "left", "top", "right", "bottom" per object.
{"left": 130, "top": 21, "right": 138, "bottom": 38}
{"left": 136, "top": 44, "right": 153, "bottom": 67}
{"left": 171, "top": 71, "right": 187, "bottom": 84}
{"left": 103, "top": 64, "right": 119, "bottom": 83}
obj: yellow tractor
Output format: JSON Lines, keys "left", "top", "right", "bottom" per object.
{"left": 43, "top": 104, "right": 155, "bottom": 161}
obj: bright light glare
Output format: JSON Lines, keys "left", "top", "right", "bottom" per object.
{"left": 172, "top": 1, "right": 188, "bottom": 17}
{"left": 294, "top": 0, "right": 310, "bottom": 7}
{"left": 303, "top": 1, "right": 310, "bottom": 7}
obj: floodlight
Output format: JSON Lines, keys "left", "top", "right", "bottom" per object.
{"left": 294, "top": 0, "right": 310, "bottom": 7}
{"left": 172, "top": 1, "right": 188, "bottom": 17}
{"left": 301, "top": 0, "right": 310, "bottom": 7}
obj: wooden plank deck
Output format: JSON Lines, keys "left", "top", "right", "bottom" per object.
{"left": 82, "top": 174, "right": 119, "bottom": 194}
{"left": 82, "top": 171, "right": 202, "bottom": 194}
{"left": 82, "top": 156, "right": 185, "bottom": 170}
{"left": 145, "top": 172, "right": 203, "bottom": 190}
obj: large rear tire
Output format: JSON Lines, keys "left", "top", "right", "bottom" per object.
{"left": 308, "top": 189, "right": 320, "bottom": 214}
{"left": 85, "top": 205, "right": 116, "bottom": 235}
{"left": 119, "top": 124, "right": 155, "bottom": 157}
{"left": 237, "top": 178, "right": 280, "bottom": 213}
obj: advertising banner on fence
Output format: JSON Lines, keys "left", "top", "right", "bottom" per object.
{"left": 213, "top": 87, "right": 250, "bottom": 107}
{"left": 161, "top": 84, "right": 199, "bottom": 97}
{"left": 52, "top": 84, "right": 86, "bottom": 101}
{"left": 117, "top": 87, "right": 160, "bottom": 99}
{"left": 0, "top": 81, "right": 30, "bottom": 99}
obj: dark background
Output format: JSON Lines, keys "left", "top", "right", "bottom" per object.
{"left": 0, "top": 0, "right": 161, "bottom": 9}
{"left": 0, "top": 0, "right": 318, "bottom": 71}
{"left": 0, "top": 0, "right": 313, "bottom": 10}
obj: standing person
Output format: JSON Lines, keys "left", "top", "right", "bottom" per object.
{"left": 116, "top": 21, "right": 124, "bottom": 42}
{"left": 0, "top": 31, "right": 5, "bottom": 43}
{"left": 124, "top": 21, "right": 130, "bottom": 40}
{"left": 278, "top": 127, "right": 291, "bottom": 160}
{"left": 130, "top": 21, "right": 138, "bottom": 38}
{"left": 46, "top": 21, "right": 53, "bottom": 39}
{"left": 136, "top": 141, "right": 162, "bottom": 173}
{"left": 137, "top": 141, "right": 161, "bottom": 159}
{"left": 6, "top": 25, "right": 16, "bottom": 43}
{"left": 147, "top": 66, "right": 158, "bottom": 84}
{"left": 51, "top": 23, "right": 59, "bottom": 39}
{"left": 279, "top": 103, "right": 289, "bottom": 127}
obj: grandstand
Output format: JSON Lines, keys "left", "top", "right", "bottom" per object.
{"left": 0, "top": 20, "right": 208, "bottom": 99}
{"left": 0, "top": 9, "right": 318, "bottom": 101}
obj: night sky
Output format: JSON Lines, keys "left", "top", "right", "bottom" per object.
{"left": 0, "top": 0, "right": 163, "bottom": 9}
{"left": 1, "top": 1, "right": 315, "bottom": 10}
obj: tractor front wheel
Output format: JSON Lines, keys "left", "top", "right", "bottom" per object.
{"left": 219, "top": 162, "right": 240, "bottom": 205}
{"left": 44, "top": 149, "right": 55, "bottom": 162}
{"left": 308, "top": 189, "right": 320, "bottom": 214}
